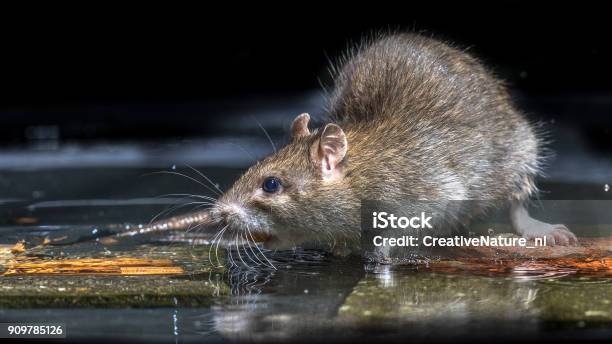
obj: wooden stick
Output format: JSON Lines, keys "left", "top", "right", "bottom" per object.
{"left": 2, "top": 258, "right": 184, "bottom": 276}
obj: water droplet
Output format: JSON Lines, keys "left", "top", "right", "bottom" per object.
{"left": 91, "top": 228, "right": 98, "bottom": 235}
{"left": 303, "top": 289, "right": 309, "bottom": 294}
{"left": 171, "top": 164, "right": 177, "bottom": 170}
{"left": 605, "top": 184, "right": 610, "bottom": 192}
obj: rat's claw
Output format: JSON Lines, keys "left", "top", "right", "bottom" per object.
{"left": 549, "top": 225, "right": 578, "bottom": 246}
{"left": 512, "top": 203, "right": 579, "bottom": 247}
{"left": 536, "top": 225, "right": 577, "bottom": 246}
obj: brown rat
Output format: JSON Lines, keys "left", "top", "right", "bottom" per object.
{"left": 118, "top": 33, "right": 577, "bottom": 257}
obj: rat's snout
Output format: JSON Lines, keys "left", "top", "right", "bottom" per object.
{"left": 212, "top": 201, "right": 251, "bottom": 228}
{"left": 211, "top": 200, "right": 273, "bottom": 241}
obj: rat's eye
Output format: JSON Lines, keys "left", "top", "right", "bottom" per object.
{"left": 262, "top": 177, "right": 281, "bottom": 193}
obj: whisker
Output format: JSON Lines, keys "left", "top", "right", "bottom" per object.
{"left": 238, "top": 232, "right": 254, "bottom": 267}
{"left": 149, "top": 201, "right": 214, "bottom": 225}
{"left": 185, "top": 164, "right": 225, "bottom": 194}
{"left": 253, "top": 116, "right": 277, "bottom": 153}
{"left": 243, "top": 228, "right": 266, "bottom": 266}
{"left": 155, "top": 193, "right": 218, "bottom": 202}
{"left": 227, "top": 243, "right": 237, "bottom": 269}
{"left": 144, "top": 171, "right": 222, "bottom": 196}
{"left": 182, "top": 203, "right": 216, "bottom": 227}
{"left": 216, "top": 225, "right": 230, "bottom": 268}
{"left": 227, "top": 141, "right": 258, "bottom": 164}
{"left": 241, "top": 231, "right": 262, "bottom": 266}
{"left": 184, "top": 217, "right": 209, "bottom": 234}
{"left": 246, "top": 224, "right": 276, "bottom": 270}
{"left": 208, "top": 225, "right": 226, "bottom": 266}
{"left": 234, "top": 232, "right": 250, "bottom": 269}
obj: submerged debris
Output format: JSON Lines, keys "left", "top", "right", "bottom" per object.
{"left": 3, "top": 257, "right": 185, "bottom": 276}
{"left": 10, "top": 241, "right": 26, "bottom": 254}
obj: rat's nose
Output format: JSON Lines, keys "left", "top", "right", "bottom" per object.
{"left": 217, "top": 211, "right": 233, "bottom": 227}
{"left": 215, "top": 202, "right": 248, "bottom": 227}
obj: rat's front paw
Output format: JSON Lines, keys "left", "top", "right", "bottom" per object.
{"left": 522, "top": 224, "right": 578, "bottom": 246}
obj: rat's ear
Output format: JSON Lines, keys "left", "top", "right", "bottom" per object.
{"left": 291, "top": 113, "right": 311, "bottom": 139}
{"left": 311, "top": 123, "right": 347, "bottom": 180}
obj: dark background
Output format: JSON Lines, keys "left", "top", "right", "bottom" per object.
{"left": 0, "top": 3, "right": 610, "bottom": 150}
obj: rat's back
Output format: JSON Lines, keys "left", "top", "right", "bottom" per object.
{"left": 327, "top": 33, "right": 543, "bottom": 203}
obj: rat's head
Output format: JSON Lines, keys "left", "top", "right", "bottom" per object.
{"left": 210, "top": 113, "right": 353, "bottom": 249}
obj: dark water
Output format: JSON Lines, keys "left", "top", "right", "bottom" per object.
{"left": 0, "top": 165, "right": 611, "bottom": 343}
